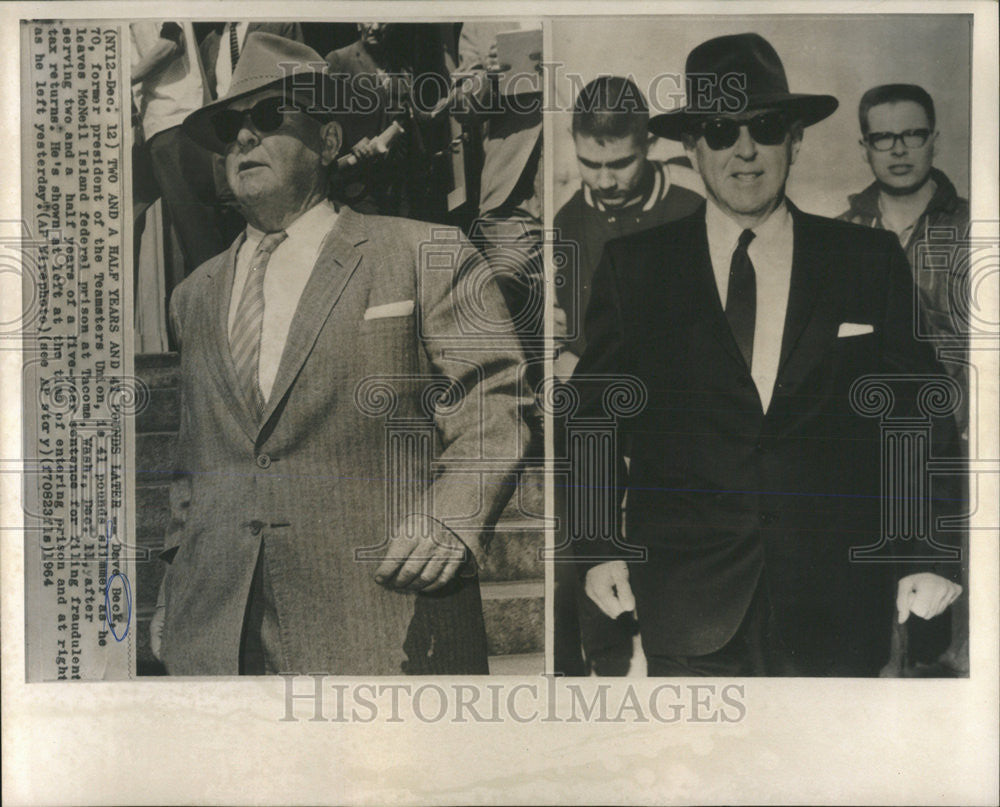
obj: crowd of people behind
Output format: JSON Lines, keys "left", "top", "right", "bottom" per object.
{"left": 131, "top": 21, "right": 543, "bottom": 356}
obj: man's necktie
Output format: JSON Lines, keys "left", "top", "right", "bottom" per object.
{"left": 230, "top": 231, "right": 287, "bottom": 420}
{"left": 725, "top": 228, "right": 756, "bottom": 370}
{"left": 228, "top": 24, "right": 240, "bottom": 70}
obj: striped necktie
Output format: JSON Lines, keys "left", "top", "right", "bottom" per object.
{"left": 228, "top": 23, "right": 240, "bottom": 70}
{"left": 231, "top": 231, "right": 287, "bottom": 420}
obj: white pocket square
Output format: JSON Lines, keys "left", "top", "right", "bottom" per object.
{"left": 837, "top": 322, "right": 874, "bottom": 337}
{"left": 364, "top": 300, "right": 414, "bottom": 320}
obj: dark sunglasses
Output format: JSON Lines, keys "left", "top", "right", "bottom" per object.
{"left": 864, "top": 128, "right": 931, "bottom": 152}
{"left": 694, "top": 112, "right": 790, "bottom": 150}
{"left": 211, "top": 97, "right": 301, "bottom": 146}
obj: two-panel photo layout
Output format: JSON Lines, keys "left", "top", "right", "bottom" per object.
{"left": 21, "top": 15, "right": 974, "bottom": 682}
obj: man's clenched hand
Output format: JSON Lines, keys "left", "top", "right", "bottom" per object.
{"left": 896, "top": 572, "right": 962, "bottom": 624}
{"left": 584, "top": 560, "right": 636, "bottom": 619}
{"left": 374, "top": 519, "right": 470, "bottom": 593}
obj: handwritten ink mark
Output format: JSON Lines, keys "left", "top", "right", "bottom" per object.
{"left": 101, "top": 518, "right": 132, "bottom": 642}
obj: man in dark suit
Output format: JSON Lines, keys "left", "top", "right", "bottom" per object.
{"left": 150, "top": 34, "right": 529, "bottom": 675}
{"left": 571, "top": 33, "right": 963, "bottom": 676}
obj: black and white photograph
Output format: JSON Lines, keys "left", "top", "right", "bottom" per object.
{"left": 1, "top": 2, "right": 997, "bottom": 805}
{"left": 550, "top": 15, "right": 973, "bottom": 680}
{"left": 126, "top": 20, "right": 545, "bottom": 678}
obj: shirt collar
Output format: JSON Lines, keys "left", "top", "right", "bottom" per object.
{"left": 705, "top": 196, "right": 791, "bottom": 254}
{"left": 244, "top": 199, "right": 339, "bottom": 255}
{"left": 848, "top": 167, "right": 962, "bottom": 222}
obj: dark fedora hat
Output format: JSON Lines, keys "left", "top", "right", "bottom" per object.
{"left": 183, "top": 32, "right": 373, "bottom": 155}
{"left": 649, "top": 32, "right": 838, "bottom": 140}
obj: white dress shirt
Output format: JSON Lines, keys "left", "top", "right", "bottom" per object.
{"left": 705, "top": 199, "right": 794, "bottom": 412}
{"left": 130, "top": 22, "right": 208, "bottom": 140}
{"left": 214, "top": 22, "right": 248, "bottom": 99}
{"left": 228, "top": 200, "right": 338, "bottom": 400}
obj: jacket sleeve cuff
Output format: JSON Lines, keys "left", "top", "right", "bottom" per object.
{"left": 399, "top": 513, "right": 486, "bottom": 576}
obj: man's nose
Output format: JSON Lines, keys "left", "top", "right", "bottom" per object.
{"left": 596, "top": 167, "right": 616, "bottom": 190}
{"left": 733, "top": 125, "right": 757, "bottom": 159}
{"left": 235, "top": 121, "right": 260, "bottom": 150}
{"left": 890, "top": 137, "right": 908, "bottom": 156}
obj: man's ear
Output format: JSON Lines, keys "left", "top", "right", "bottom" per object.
{"left": 320, "top": 120, "right": 343, "bottom": 167}
{"left": 788, "top": 121, "right": 804, "bottom": 165}
{"left": 859, "top": 138, "right": 873, "bottom": 170}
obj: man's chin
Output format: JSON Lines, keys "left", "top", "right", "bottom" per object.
{"left": 877, "top": 172, "right": 932, "bottom": 197}
{"left": 231, "top": 181, "right": 271, "bottom": 206}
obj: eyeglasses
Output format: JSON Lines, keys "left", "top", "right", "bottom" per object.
{"left": 693, "top": 112, "right": 790, "bottom": 150}
{"left": 864, "top": 128, "right": 932, "bottom": 151}
{"left": 211, "top": 97, "right": 301, "bottom": 145}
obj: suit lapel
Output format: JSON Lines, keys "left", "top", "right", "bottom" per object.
{"left": 776, "top": 204, "right": 830, "bottom": 378}
{"left": 258, "top": 206, "right": 367, "bottom": 429}
{"left": 205, "top": 234, "right": 261, "bottom": 443}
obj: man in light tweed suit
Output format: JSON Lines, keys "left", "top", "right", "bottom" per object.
{"left": 151, "top": 34, "right": 529, "bottom": 675}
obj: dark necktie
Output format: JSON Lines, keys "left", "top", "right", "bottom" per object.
{"left": 725, "top": 228, "right": 756, "bottom": 370}
{"left": 228, "top": 24, "right": 240, "bottom": 70}
{"left": 230, "top": 231, "right": 287, "bottom": 420}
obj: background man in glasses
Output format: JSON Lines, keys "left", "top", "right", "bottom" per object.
{"left": 840, "top": 83, "right": 971, "bottom": 673}
{"left": 150, "top": 34, "right": 529, "bottom": 676}
{"left": 570, "top": 33, "right": 963, "bottom": 676}
{"left": 841, "top": 83, "right": 970, "bottom": 439}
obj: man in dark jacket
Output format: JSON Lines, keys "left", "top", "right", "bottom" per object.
{"left": 571, "top": 34, "right": 964, "bottom": 677}
{"left": 554, "top": 75, "right": 703, "bottom": 375}
{"left": 840, "top": 83, "right": 971, "bottom": 673}
{"left": 840, "top": 83, "right": 970, "bottom": 439}
{"left": 553, "top": 76, "right": 703, "bottom": 677}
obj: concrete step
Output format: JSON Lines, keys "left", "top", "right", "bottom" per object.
{"left": 481, "top": 580, "right": 544, "bottom": 656}
{"left": 501, "top": 464, "right": 544, "bottom": 522}
{"left": 488, "top": 652, "right": 544, "bottom": 675}
{"left": 479, "top": 526, "right": 543, "bottom": 583}
{"left": 135, "top": 433, "right": 175, "bottom": 487}
{"left": 136, "top": 385, "right": 180, "bottom": 433}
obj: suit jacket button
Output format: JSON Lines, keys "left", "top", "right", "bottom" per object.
{"left": 255, "top": 454, "right": 272, "bottom": 469}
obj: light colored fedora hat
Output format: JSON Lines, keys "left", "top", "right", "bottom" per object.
{"left": 183, "top": 32, "right": 370, "bottom": 154}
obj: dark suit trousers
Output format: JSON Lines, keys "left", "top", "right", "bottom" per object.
{"left": 645, "top": 579, "right": 801, "bottom": 677}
